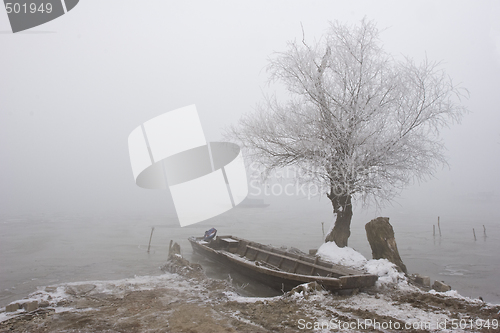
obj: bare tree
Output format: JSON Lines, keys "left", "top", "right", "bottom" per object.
{"left": 228, "top": 19, "right": 468, "bottom": 247}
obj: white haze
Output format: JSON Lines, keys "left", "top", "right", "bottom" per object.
{"left": 1, "top": 0, "right": 500, "bottom": 307}
{"left": 1, "top": 1, "right": 499, "bottom": 226}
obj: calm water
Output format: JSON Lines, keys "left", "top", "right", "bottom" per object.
{"left": 1, "top": 201, "right": 499, "bottom": 307}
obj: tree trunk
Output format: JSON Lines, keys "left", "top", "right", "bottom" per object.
{"left": 365, "top": 217, "right": 407, "bottom": 274}
{"left": 324, "top": 194, "right": 353, "bottom": 247}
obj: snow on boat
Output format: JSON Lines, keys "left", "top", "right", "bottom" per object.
{"left": 188, "top": 235, "right": 378, "bottom": 292}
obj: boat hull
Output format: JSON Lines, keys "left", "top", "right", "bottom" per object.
{"left": 188, "top": 235, "right": 377, "bottom": 292}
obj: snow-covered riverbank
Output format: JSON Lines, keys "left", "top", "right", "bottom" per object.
{"left": 1, "top": 252, "right": 499, "bottom": 333}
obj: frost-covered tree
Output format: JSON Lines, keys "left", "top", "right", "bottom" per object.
{"left": 228, "top": 19, "right": 468, "bottom": 247}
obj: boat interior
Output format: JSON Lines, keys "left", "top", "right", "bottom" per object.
{"left": 197, "top": 235, "right": 365, "bottom": 278}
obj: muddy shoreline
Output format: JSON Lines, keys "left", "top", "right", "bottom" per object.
{"left": 1, "top": 255, "right": 499, "bottom": 333}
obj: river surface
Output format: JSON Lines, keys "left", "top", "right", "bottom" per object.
{"left": 1, "top": 199, "right": 499, "bottom": 306}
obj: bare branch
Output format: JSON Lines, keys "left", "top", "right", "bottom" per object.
{"left": 225, "top": 19, "right": 468, "bottom": 209}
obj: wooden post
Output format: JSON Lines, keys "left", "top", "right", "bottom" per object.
{"left": 483, "top": 225, "right": 487, "bottom": 237}
{"left": 321, "top": 222, "right": 325, "bottom": 238}
{"left": 473, "top": 228, "right": 476, "bottom": 241}
{"left": 433, "top": 225, "right": 435, "bottom": 237}
{"left": 437, "top": 217, "right": 442, "bottom": 237}
{"left": 147, "top": 227, "right": 155, "bottom": 253}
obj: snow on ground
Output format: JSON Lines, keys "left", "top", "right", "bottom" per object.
{"left": 317, "top": 241, "right": 367, "bottom": 269}
{"left": 224, "top": 291, "right": 279, "bottom": 303}
{"left": 0, "top": 272, "right": 196, "bottom": 324}
{"left": 318, "top": 241, "right": 407, "bottom": 289}
{"left": 428, "top": 289, "right": 485, "bottom": 305}
{"left": 1, "top": 256, "right": 499, "bottom": 332}
{"left": 364, "top": 258, "right": 407, "bottom": 288}
{"left": 292, "top": 290, "right": 456, "bottom": 332}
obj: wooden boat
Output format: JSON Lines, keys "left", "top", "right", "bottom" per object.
{"left": 188, "top": 235, "right": 378, "bottom": 292}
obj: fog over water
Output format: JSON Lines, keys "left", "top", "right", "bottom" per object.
{"left": 1, "top": 1, "right": 500, "bottom": 306}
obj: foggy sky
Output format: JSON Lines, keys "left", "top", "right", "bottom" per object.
{"left": 1, "top": 0, "right": 499, "bottom": 223}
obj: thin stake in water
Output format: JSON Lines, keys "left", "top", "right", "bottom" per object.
{"left": 147, "top": 227, "right": 155, "bottom": 253}
{"left": 433, "top": 225, "right": 435, "bottom": 237}
{"left": 483, "top": 225, "right": 487, "bottom": 237}
{"left": 437, "top": 216, "right": 442, "bottom": 237}
{"left": 473, "top": 228, "right": 477, "bottom": 241}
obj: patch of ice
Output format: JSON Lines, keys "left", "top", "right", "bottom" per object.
{"left": 0, "top": 309, "right": 25, "bottom": 323}
{"left": 0, "top": 272, "right": 201, "bottom": 323}
{"left": 302, "top": 293, "right": 454, "bottom": 331}
{"left": 53, "top": 307, "right": 96, "bottom": 314}
{"left": 228, "top": 310, "right": 268, "bottom": 331}
{"left": 345, "top": 293, "right": 452, "bottom": 330}
{"left": 428, "top": 289, "right": 484, "bottom": 304}
{"left": 224, "top": 291, "right": 278, "bottom": 303}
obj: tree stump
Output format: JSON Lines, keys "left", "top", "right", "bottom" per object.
{"left": 365, "top": 217, "right": 407, "bottom": 274}
{"left": 168, "top": 242, "right": 181, "bottom": 258}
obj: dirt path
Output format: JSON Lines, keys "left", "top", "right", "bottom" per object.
{"left": 1, "top": 256, "right": 499, "bottom": 333}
